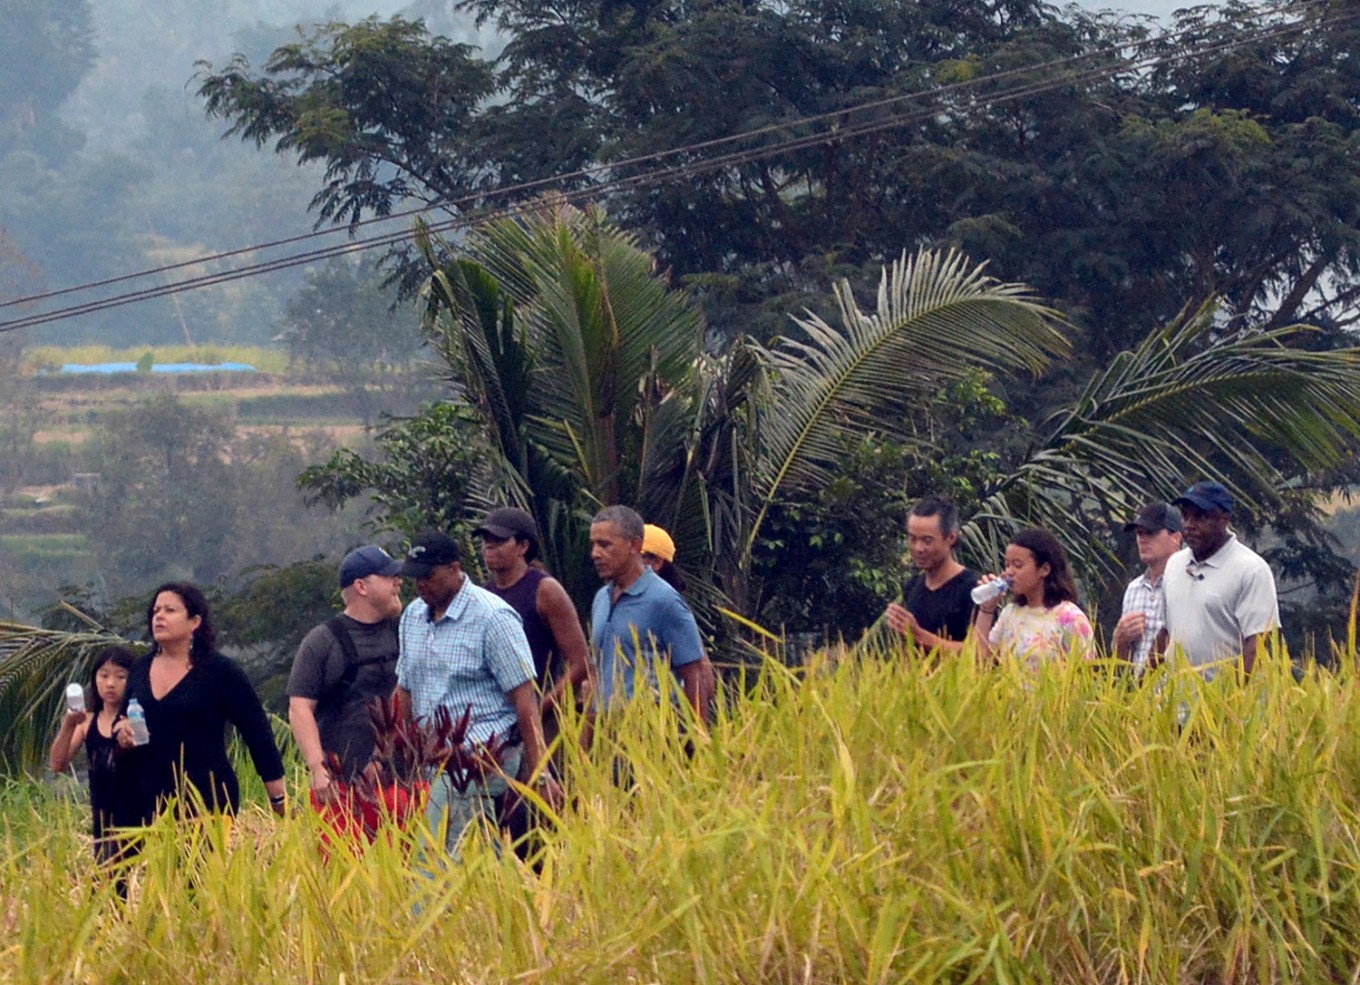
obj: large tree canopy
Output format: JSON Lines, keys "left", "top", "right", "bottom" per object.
{"left": 195, "top": 0, "right": 1360, "bottom": 351}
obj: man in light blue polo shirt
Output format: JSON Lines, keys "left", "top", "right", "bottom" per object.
{"left": 395, "top": 530, "right": 558, "bottom": 854}
{"left": 589, "top": 506, "right": 714, "bottom": 722}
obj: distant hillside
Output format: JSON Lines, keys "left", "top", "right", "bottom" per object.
{"left": 1, "top": 0, "right": 490, "bottom": 350}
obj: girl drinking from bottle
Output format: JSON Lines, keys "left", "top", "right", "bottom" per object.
{"left": 49, "top": 644, "right": 142, "bottom": 868}
{"left": 973, "top": 527, "right": 1093, "bottom": 671}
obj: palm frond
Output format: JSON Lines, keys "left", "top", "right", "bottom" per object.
{"left": 417, "top": 201, "right": 709, "bottom": 613}
{"left": 0, "top": 622, "right": 140, "bottom": 773}
{"left": 968, "top": 301, "right": 1360, "bottom": 588}
{"left": 745, "top": 247, "right": 1069, "bottom": 564}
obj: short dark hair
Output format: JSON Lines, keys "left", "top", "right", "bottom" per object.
{"left": 1008, "top": 527, "right": 1078, "bottom": 608}
{"left": 145, "top": 582, "right": 217, "bottom": 663}
{"left": 910, "top": 496, "right": 960, "bottom": 536}
{"left": 592, "top": 505, "right": 645, "bottom": 542}
{"left": 87, "top": 644, "right": 137, "bottom": 708}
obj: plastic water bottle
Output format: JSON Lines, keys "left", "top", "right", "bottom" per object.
{"left": 64, "top": 683, "right": 85, "bottom": 714}
{"left": 127, "top": 698, "right": 150, "bottom": 746}
{"left": 970, "top": 577, "right": 1012, "bottom": 605}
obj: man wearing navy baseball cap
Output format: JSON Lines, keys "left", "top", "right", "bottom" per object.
{"left": 287, "top": 545, "right": 404, "bottom": 831}
{"left": 1159, "top": 481, "right": 1279, "bottom": 678}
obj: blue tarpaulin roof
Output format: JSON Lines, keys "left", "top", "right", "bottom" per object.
{"left": 56, "top": 362, "right": 258, "bottom": 374}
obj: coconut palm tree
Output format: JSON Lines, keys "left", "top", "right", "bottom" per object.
{"left": 417, "top": 199, "right": 707, "bottom": 612}
{"left": 964, "top": 302, "right": 1360, "bottom": 585}
{"left": 718, "top": 247, "right": 1068, "bottom": 615}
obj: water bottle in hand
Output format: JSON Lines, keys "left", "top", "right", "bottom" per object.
{"left": 65, "top": 683, "right": 85, "bottom": 714}
{"left": 970, "top": 576, "right": 1012, "bottom": 605}
{"left": 127, "top": 697, "right": 150, "bottom": 746}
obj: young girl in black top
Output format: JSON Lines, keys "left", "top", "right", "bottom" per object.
{"left": 49, "top": 644, "right": 142, "bottom": 868}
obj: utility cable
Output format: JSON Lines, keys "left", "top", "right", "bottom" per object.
{"left": 0, "top": 0, "right": 1346, "bottom": 332}
{"left": 0, "top": 0, "right": 1329, "bottom": 315}
{"left": 0, "top": 0, "right": 1327, "bottom": 311}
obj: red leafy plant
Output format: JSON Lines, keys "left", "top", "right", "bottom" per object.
{"left": 310, "top": 696, "right": 514, "bottom": 844}
{"left": 357, "top": 694, "right": 511, "bottom": 797}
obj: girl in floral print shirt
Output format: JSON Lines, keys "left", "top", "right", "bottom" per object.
{"left": 973, "top": 527, "right": 1093, "bottom": 671}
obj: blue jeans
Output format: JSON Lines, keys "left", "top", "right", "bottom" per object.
{"left": 424, "top": 745, "right": 522, "bottom": 858}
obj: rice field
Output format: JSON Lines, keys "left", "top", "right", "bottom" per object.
{"left": 4, "top": 645, "right": 1360, "bottom": 983}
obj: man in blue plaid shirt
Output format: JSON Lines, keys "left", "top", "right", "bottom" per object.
{"left": 1113, "top": 502, "right": 1183, "bottom": 676}
{"left": 395, "top": 530, "right": 559, "bottom": 855}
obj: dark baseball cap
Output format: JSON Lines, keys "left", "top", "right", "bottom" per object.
{"left": 1123, "top": 502, "right": 1184, "bottom": 534}
{"left": 338, "top": 545, "right": 403, "bottom": 587}
{"left": 1173, "top": 481, "right": 1233, "bottom": 515}
{"left": 473, "top": 507, "right": 538, "bottom": 543}
{"left": 400, "top": 530, "right": 461, "bottom": 577}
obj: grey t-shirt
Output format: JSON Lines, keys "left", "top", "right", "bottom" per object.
{"left": 287, "top": 614, "right": 399, "bottom": 778}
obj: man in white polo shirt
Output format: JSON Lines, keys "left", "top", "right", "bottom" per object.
{"left": 1159, "top": 481, "right": 1279, "bottom": 678}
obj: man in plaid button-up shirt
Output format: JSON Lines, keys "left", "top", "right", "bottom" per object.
{"left": 395, "top": 530, "right": 560, "bottom": 854}
{"left": 1113, "top": 502, "right": 1183, "bottom": 675}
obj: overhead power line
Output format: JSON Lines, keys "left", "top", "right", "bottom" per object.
{"left": 0, "top": 0, "right": 1346, "bottom": 333}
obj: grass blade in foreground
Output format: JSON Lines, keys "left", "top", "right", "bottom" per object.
{"left": 3, "top": 644, "right": 1360, "bottom": 981}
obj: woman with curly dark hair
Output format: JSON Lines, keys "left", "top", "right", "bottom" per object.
{"left": 117, "top": 582, "right": 286, "bottom": 820}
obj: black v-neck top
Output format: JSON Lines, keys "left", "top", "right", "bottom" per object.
{"left": 125, "top": 650, "right": 285, "bottom": 818}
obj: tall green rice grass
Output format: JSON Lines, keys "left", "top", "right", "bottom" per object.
{"left": 6, "top": 646, "right": 1360, "bottom": 982}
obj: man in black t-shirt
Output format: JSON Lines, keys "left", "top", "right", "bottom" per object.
{"left": 884, "top": 496, "right": 979, "bottom": 653}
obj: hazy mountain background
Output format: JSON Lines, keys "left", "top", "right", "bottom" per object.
{"left": 1, "top": 0, "right": 489, "bottom": 348}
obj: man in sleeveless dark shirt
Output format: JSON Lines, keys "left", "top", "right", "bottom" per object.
{"left": 884, "top": 496, "right": 979, "bottom": 654}
{"left": 475, "top": 508, "right": 592, "bottom": 723}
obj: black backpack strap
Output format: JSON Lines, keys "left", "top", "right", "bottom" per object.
{"left": 319, "top": 616, "right": 365, "bottom": 710}
{"left": 318, "top": 616, "right": 399, "bottom": 711}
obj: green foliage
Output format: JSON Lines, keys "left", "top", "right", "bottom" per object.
{"left": 754, "top": 373, "right": 1011, "bottom": 635}
{"left": 196, "top": 16, "right": 496, "bottom": 228}
{"left": 212, "top": 558, "right": 345, "bottom": 711}
{"left": 7, "top": 649, "right": 1360, "bottom": 979}
{"left": 75, "top": 393, "right": 358, "bottom": 599}
{"left": 299, "top": 401, "right": 489, "bottom": 542}
{"left": 748, "top": 249, "right": 1066, "bottom": 565}
{"left": 79, "top": 394, "right": 239, "bottom": 592}
{"left": 278, "top": 254, "right": 427, "bottom": 426}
